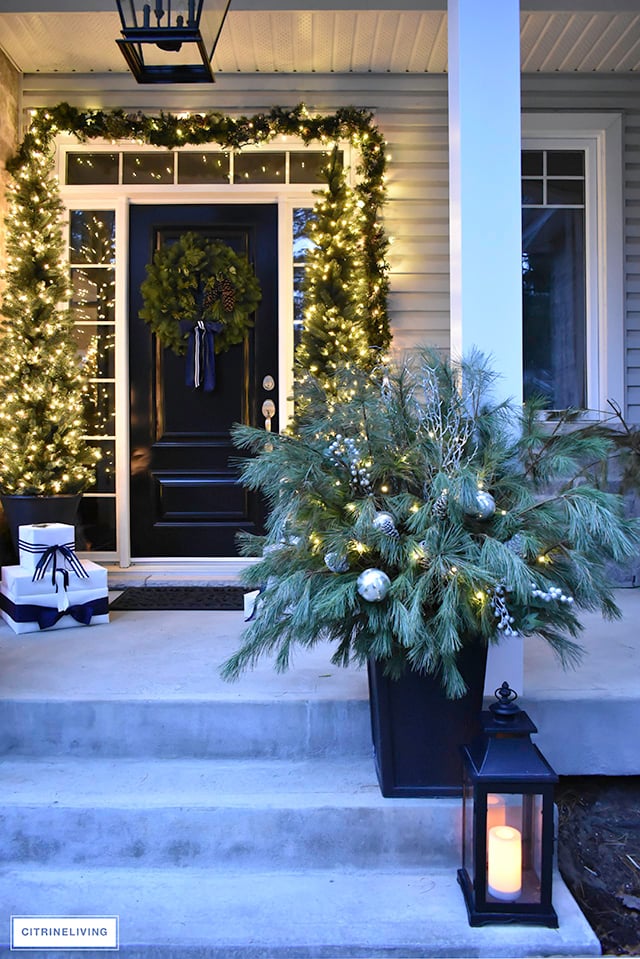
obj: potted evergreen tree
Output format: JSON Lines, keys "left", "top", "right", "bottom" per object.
{"left": 222, "top": 347, "right": 640, "bottom": 795}
{"left": 0, "top": 146, "right": 99, "bottom": 553}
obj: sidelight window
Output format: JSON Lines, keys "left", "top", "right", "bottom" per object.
{"left": 68, "top": 210, "right": 117, "bottom": 551}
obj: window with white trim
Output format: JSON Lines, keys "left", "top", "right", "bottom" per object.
{"left": 521, "top": 114, "right": 624, "bottom": 416}
{"left": 522, "top": 148, "right": 587, "bottom": 409}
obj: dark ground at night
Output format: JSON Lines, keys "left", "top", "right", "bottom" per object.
{"left": 556, "top": 777, "right": 640, "bottom": 955}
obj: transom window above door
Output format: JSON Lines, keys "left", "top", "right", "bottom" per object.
{"left": 64, "top": 149, "right": 343, "bottom": 186}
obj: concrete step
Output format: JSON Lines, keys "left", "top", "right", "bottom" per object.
{"left": 0, "top": 757, "right": 460, "bottom": 869}
{"left": 0, "top": 864, "right": 601, "bottom": 959}
{"left": 0, "top": 697, "right": 371, "bottom": 759}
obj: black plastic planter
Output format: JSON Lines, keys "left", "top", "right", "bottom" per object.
{"left": 367, "top": 641, "right": 488, "bottom": 797}
{"left": 0, "top": 494, "right": 82, "bottom": 561}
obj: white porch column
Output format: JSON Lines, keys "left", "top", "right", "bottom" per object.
{"left": 448, "top": 0, "right": 524, "bottom": 695}
{"left": 448, "top": 0, "right": 523, "bottom": 408}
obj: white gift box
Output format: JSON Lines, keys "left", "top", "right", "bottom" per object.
{"left": 0, "top": 585, "right": 109, "bottom": 634}
{"left": 0, "top": 558, "right": 109, "bottom": 635}
{"left": 1, "top": 560, "right": 107, "bottom": 598}
{"left": 17, "top": 523, "right": 77, "bottom": 574}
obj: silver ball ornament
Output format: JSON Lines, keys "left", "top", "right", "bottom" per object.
{"left": 357, "top": 568, "right": 391, "bottom": 602}
{"left": 469, "top": 490, "right": 496, "bottom": 521}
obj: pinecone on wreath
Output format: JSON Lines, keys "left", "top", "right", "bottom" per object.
{"left": 220, "top": 277, "right": 236, "bottom": 312}
{"left": 205, "top": 279, "right": 222, "bottom": 307}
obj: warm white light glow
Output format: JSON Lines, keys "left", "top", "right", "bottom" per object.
{"left": 488, "top": 825, "right": 522, "bottom": 901}
{"left": 486, "top": 794, "right": 506, "bottom": 832}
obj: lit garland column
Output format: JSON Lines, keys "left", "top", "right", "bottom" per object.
{"left": 295, "top": 147, "right": 390, "bottom": 398}
{"left": 0, "top": 148, "right": 99, "bottom": 495}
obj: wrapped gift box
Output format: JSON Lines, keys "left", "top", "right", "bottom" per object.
{"left": 0, "top": 589, "right": 109, "bottom": 634}
{"left": 2, "top": 560, "right": 107, "bottom": 598}
{"left": 0, "top": 560, "right": 109, "bottom": 634}
{"left": 17, "top": 523, "right": 78, "bottom": 574}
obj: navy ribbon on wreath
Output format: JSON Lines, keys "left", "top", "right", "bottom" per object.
{"left": 0, "top": 593, "right": 109, "bottom": 630}
{"left": 181, "top": 319, "right": 222, "bottom": 392}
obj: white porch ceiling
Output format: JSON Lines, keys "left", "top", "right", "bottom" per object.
{"left": 0, "top": 3, "right": 639, "bottom": 76}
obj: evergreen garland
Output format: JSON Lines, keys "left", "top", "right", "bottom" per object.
{"left": 0, "top": 149, "right": 100, "bottom": 495}
{"left": 7, "top": 103, "right": 391, "bottom": 380}
{"left": 139, "top": 232, "right": 262, "bottom": 356}
{"left": 222, "top": 348, "right": 640, "bottom": 698}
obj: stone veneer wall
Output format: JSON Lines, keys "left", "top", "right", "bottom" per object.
{"left": 0, "top": 48, "right": 19, "bottom": 287}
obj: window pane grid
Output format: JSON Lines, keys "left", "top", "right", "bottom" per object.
{"left": 65, "top": 149, "right": 342, "bottom": 186}
{"left": 522, "top": 150, "right": 585, "bottom": 209}
{"left": 68, "top": 209, "right": 117, "bottom": 552}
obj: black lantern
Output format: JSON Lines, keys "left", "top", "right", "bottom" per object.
{"left": 115, "top": 0, "right": 231, "bottom": 84}
{"left": 458, "top": 682, "right": 558, "bottom": 927}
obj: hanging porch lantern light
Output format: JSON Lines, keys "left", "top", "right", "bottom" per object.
{"left": 458, "top": 682, "right": 559, "bottom": 927}
{"left": 115, "top": 0, "right": 231, "bottom": 84}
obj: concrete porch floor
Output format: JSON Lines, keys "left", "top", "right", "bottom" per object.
{"left": 1, "top": 583, "right": 635, "bottom": 957}
{"left": 0, "top": 584, "right": 639, "bottom": 775}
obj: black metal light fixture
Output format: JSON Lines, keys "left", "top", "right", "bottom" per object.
{"left": 458, "top": 682, "right": 559, "bottom": 927}
{"left": 115, "top": 0, "right": 230, "bottom": 84}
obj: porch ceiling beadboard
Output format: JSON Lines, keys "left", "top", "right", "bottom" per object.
{"left": 2, "top": 5, "right": 640, "bottom": 76}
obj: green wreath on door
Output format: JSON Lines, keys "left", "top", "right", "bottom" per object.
{"left": 139, "top": 231, "right": 262, "bottom": 356}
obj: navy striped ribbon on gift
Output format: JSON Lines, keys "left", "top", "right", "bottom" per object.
{"left": 18, "top": 541, "right": 89, "bottom": 587}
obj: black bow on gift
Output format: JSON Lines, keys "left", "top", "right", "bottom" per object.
{"left": 181, "top": 319, "right": 223, "bottom": 392}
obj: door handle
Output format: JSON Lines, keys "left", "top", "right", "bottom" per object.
{"left": 262, "top": 399, "right": 276, "bottom": 432}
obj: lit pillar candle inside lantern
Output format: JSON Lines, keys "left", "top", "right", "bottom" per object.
{"left": 488, "top": 825, "right": 522, "bottom": 901}
{"left": 486, "top": 793, "right": 506, "bottom": 832}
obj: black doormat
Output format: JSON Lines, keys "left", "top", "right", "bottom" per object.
{"left": 109, "top": 586, "right": 246, "bottom": 611}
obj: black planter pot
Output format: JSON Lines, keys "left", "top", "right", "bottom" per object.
{"left": 0, "top": 494, "right": 82, "bottom": 562}
{"left": 367, "top": 641, "right": 488, "bottom": 798}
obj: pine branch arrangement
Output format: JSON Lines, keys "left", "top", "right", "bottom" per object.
{"left": 0, "top": 149, "right": 99, "bottom": 495}
{"left": 222, "top": 347, "right": 640, "bottom": 697}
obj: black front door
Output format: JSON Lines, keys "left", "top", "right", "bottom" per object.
{"left": 128, "top": 203, "right": 278, "bottom": 557}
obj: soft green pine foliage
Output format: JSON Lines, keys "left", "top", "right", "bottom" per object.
{"left": 222, "top": 348, "right": 640, "bottom": 697}
{"left": 0, "top": 150, "right": 99, "bottom": 495}
{"left": 295, "top": 148, "right": 390, "bottom": 398}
